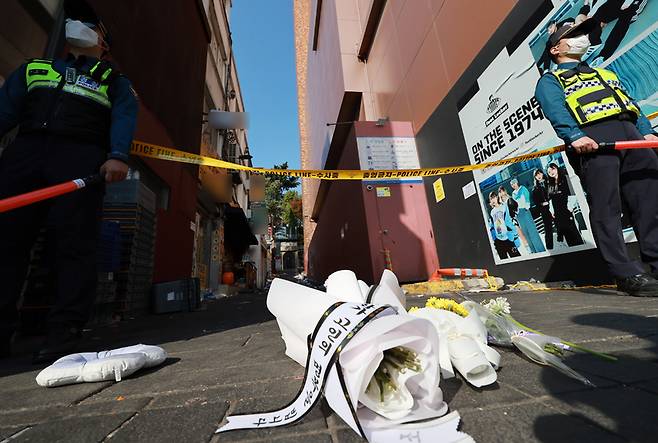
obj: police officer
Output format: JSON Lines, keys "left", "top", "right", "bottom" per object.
{"left": 0, "top": 10, "right": 138, "bottom": 362}
{"left": 535, "top": 18, "right": 658, "bottom": 297}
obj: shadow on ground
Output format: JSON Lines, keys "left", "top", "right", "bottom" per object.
{"left": 535, "top": 312, "right": 658, "bottom": 442}
{"left": 0, "top": 290, "right": 274, "bottom": 378}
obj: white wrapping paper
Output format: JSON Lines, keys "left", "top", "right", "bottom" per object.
{"left": 410, "top": 307, "right": 500, "bottom": 387}
{"left": 265, "top": 272, "right": 472, "bottom": 441}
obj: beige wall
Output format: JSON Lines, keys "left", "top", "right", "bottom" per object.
{"left": 306, "top": 0, "right": 346, "bottom": 170}
{"left": 364, "top": 0, "right": 517, "bottom": 129}
{"left": 298, "top": 0, "right": 518, "bottom": 190}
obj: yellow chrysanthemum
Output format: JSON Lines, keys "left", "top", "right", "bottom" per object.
{"left": 425, "top": 297, "right": 469, "bottom": 317}
{"left": 408, "top": 306, "right": 420, "bottom": 313}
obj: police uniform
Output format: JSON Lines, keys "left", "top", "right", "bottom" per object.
{"left": 0, "top": 54, "right": 138, "bottom": 356}
{"left": 536, "top": 61, "right": 658, "bottom": 280}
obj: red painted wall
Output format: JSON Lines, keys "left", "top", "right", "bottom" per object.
{"left": 133, "top": 106, "right": 198, "bottom": 282}
{"left": 88, "top": 0, "right": 209, "bottom": 282}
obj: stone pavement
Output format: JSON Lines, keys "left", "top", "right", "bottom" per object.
{"left": 1, "top": 286, "right": 658, "bottom": 442}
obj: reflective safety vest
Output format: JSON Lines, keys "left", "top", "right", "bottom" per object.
{"left": 551, "top": 64, "right": 640, "bottom": 126}
{"left": 19, "top": 57, "right": 117, "bottom": 145}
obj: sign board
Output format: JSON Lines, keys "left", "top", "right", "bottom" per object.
{"left": 356, "top": 135, "right": 421, "bottom": 183}
{"left": 250, "top": 201, "right": 268, "bottom": 234}
{"left": 250, "top": 174, "right": 266, "bottom": 202}
{"left": 199, "top": 141, "right": 232, "bottom": 203}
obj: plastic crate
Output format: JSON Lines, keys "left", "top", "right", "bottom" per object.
{"left": 104, "top": 180, "right": 157, "bottom": 214}
{"left": 152, "top": 278, "right": 200, "bottom": 314}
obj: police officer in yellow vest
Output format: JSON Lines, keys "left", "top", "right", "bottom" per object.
{"left": 0, "top": 10, "right": 138, "bottom": 362}
{"left": 536, "top": 18, "right": 658, "bottom": 297}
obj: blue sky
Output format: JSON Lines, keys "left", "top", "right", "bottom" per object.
{"left": 231, "top": 0, "right": 301, "bottom": 170}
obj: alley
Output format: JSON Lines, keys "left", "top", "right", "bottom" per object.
{"left": 2, "top": 287, "right": 658, "bottom": 442}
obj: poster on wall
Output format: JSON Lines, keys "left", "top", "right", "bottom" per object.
{"left": 458, "top": 0, "right": 658, "bottom": 265}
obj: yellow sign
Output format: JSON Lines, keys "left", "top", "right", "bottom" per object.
{"left": 376, "top": 187, "right": 391, "bottom": 198}
{"left": 433, "top": 178, "right": 445, "bottom": 203}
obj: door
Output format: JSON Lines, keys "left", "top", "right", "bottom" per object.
{"left": 364, "top": 183, "right": 439, "bottom": 283}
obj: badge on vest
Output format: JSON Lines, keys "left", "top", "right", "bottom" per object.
{"left": 76, "top": 76, "right": 101, "bottom": 91}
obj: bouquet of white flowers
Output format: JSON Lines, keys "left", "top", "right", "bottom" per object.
{"left": 409, "top": 298, "right": 500, "bottom": 388}
{"left": 216, "top": 270, "right": 473, "bottom": 443}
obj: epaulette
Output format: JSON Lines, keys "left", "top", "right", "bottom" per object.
{"left": 90, "top": 59, "right": 122, "bottom": 85}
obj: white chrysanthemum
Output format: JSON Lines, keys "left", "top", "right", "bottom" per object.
{"left": 481, "top": 297, "right": 511, "bottom": 316}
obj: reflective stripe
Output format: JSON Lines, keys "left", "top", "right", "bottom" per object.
{"left": 100, "top": 69, "right": 112, "bottom": 82}
{"left": 25, "top": 59, "right": 112, "bottom": 109}
{"left": 62, "top": 83, "right": 111, "bottom": 107}
{"left": 552, "top": 67, "right": 640, "bottom": 125}
{"left": 564, "top": 79, "right": 622, "bottom": 95}
{"left": 90, "top": 61, "right": 113, "bottom": 83}
{"left": 26, "top": 80, "right": 61, "bottom": 92}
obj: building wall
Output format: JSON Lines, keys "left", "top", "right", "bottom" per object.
{"left": 1, "top": 0, "right": 207, "bottom": 285}
{"left": 293, "top": 0, "right": 314, "bottom": 272}
{"left": 301, "top": 0, "right": 518, "bottom": 173}
{"left": 299, "top": 0, "right": 634, "bottom": 284}
{"left": 413, "top": 0, "right": 627, "bottom": 284}
{"left": 88, "top": 0, "right": 209, "bottom": 282}
{"left": 296, "top": 0, "right": 518, "bottom": 275}
{"left": 366, "top": 0, "right": 518, "bottom": 127}
{"left": 308, "top": 125, "right": 373, "bottom": 282}
{"left": 0, "top": 0, "right": 52, "bottom": 82}
{"left": 89, "top": 0, "right": 208, "bottom": 154}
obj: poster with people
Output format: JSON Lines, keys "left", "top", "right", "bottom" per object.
{"left": 458, "top": 0, "right": 658, "bottom": 264}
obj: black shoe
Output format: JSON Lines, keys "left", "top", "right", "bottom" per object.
{"left": 32, "top": 324, "right": 82, "bottom": 365}
{"left": 616, "top": 274, "right": 658, "bottom": 297}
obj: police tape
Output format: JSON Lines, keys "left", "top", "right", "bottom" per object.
{"left": 131, "top": 115, "right": 658, "bottom": 181}
{"left": 130, "top": 140, "right": 567, "bottom": 181}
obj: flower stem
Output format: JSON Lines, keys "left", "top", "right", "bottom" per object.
{"left": 366, "top": 347, "right": 421, "bottom": 403}
{"left": 507, "top": 316, "right": 618, "bottom": 362}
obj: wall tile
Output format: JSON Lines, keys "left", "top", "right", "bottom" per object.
{"left": 434, "top": 0, "right": 517, "bottom": 82}
{"left": 405, "top": 24, "right": 451, "bottom": 130}
{"left": 394, "top": 0, "right": 434, "bottom": 76}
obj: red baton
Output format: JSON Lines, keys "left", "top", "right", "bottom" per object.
{"left": 0, "top": 174, "right": 103, "bottom": 213}
{"left": 567, "top": 139, "right": 658, "bottom": 152}
{"left": 599, "top": 140, "right": 658, "bottom": 150}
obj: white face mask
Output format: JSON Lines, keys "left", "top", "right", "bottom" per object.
{"left": 564, "top": 34, "right": 591, "bottom": 56}
{"left": 65, "top": 20, "right": 99, "bottom": 48}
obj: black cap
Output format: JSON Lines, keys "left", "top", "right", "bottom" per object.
{"left": 64, "top": 0, "right": 99, "bottom": 24}
{"left": 548, "top": 18, "right": 598, "bottom": 47}
{"left": 64, "top": 0, "right": 111, "bottom": 48}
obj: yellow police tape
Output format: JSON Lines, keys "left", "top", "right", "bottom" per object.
{"left": 130, "top": 140, "right": 565, "bottom": 180}
{"left": 130, "top": 111, "right": 658, "bottom": 181}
